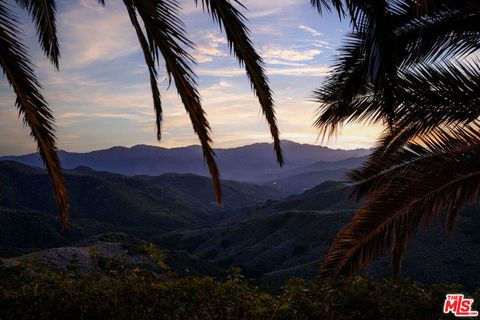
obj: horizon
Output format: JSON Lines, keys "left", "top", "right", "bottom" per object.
{"left": 0, "top": 139, "right": 373, "bottom": 157}
{"left": 0, "top": 0, "right": 382, "bottom": 156}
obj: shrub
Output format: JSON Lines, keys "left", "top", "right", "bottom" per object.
{"left": 0, "top": 263, "right": 469, "bottom": 319}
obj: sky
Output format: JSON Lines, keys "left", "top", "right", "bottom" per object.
{"left": 0, "top": 0, "right": 383, "bottom": 156}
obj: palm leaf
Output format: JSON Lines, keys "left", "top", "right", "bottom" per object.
{"left": 320, "top": 126, "right": 480, "bottom": 277}
{"left": 310, "top": 0, "right": 345, "bottom": 17}
{"left": 314, "top": 0, "right": 401, "bottom": 136}
{"left": 0, "top": 0, "right": 67, "bottom": 229}
{"left": 15, "top": 0, "right": 60, "bottom": 68}
{"left": 123, "top": 0, "right": 163, "bottom": 140}
{"left": 395, "top": 5, "right": 480, "bottom": 67}
{"left": 317, "top": 58, "right": 480, "bottom": 144}
{"left": 391, "top": 60, "right": 480, "bottom": 139}
{"left": 195, "top": 0, "right": 283, "bottom": 165}
{"left": 313, "top": 33, "right": 370, "bottom": 137}
{"left": 123, "top": 0, "right": 222, "bottom": 203}
{"left": 314, "top": 0, "right": 480, "bottom": 140}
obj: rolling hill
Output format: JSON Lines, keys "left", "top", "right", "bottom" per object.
{"left": 155, "top": 181, "right": 480, "bottom": 289}
{"left": 0, "top": 161, "right": 278, "bottom": 237}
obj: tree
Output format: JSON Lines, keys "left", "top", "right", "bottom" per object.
{"left": 0, "top": 0, "right": 283, "bottom": 230}
{"left": 311, "top": 0, "right": 480, "bottom": 276}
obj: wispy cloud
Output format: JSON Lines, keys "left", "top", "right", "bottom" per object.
{"left": 193, "top": 33, "right": 228, "bottom": 63}
{"left": 58, "top": 1, "right": 138, "bottom": 68}
{"left": 260, "top": 44, "right": 322, "bottom": 63}
{"left": 299, "top": 25, "right": 323, "bottom": 37}
{"left": 0, "top": 0, "right": 375, "bottom": 155}
{"left": 197, "top": 65, "right": 330, "bottom": 77}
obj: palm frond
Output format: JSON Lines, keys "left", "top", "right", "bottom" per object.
{"left": 195, "top": 0, "right": 283, "bottom": 165}
{"left": 314, "top": 0, "right": 480, "bottom": 140}
{"left": 322, "top": 59, "right": 480, "bottom": 151}
{"left": 315, "top": 57, "right": 480, "bottom": 141}
{"left": 15, "top": 0, "right": 59, "bottom": 68}
{"left": 0, "top": 0, "right": 67, "bottom": 228}
{"left": 395, "top": 6, "right": 480, "bottom": 67}
{"left": 124, "top": 0, "right": 221, "bottom": 203}
{"left": 393, "top": 60, "right": 480, "bottom": 136}
{"left": 310, "top": 0, "right": 344, "bottom": 16}
{"left": 320, "top": 126, "right": 480, "bottom": 277}
{"left": 123, "top": 0, "right": 162, "bottom": 140}
{"left": 314, "top": 0, "right": 401, "bottom": 137}
{"left": 313, "top": 33, "right": 370, "bottom": 136}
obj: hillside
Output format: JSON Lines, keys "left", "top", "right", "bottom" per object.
{"left": 1, "top": 162, "right": 479, "bottom": 289}
{"left": 155, "top": 182, "right": 480, "bottom": 289}
{"left": 0, "top": 161, "right": 278, "bottom": 240}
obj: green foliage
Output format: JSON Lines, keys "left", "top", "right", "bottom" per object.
{"left": 0, "top": 263, "right": 470, "bottom": 320}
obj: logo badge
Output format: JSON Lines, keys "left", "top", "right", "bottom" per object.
{"left": 444, "top": 294, "right": 478, "bottom": 317}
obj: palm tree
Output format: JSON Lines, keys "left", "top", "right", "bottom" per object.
{"left": 0, "top": 0, "right": 283, "bottom": 230}
{"left": 310, "top": 0, "right": 480, "bottom": 276}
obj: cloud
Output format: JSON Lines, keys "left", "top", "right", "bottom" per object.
{"left": 58, "top": 1, "right": 139, "bottom": 68}
{"left": 299, "top": 25, "right": 323, "bottom": 37}
{"left": 268, "top": 66, "right": 331, "bottom": 76}
{"left": 0, "top": 0, "right": 377, "bottom": 154}
{"left": 193, "top": 33, "right": 228, "bottom": 64}
{"left": 253, "top": 25, "right": 284, "bottom": 37}
{"left": 196, "top": 65, "right": 330, "bottom": 77}
{"left": 260, "top": 44, "right": 322, "bottom": 63}
{"left": 58, "top": 112, "right": 150, "bottom": 122}
{"left": 240, "top": 0, "right": 305, "bottom": 18}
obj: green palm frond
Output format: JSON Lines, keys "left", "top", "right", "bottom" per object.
{"left": 0, "top": 0, "right": 67, "bottom": 229}
{"left": 320, "top": 126, "right": 480, "bottom": 277}
{"left": 196, "top": 0, "right": 283, "bottom": 165}
{"left": 15, "top": 0, "right": 60, "bottom": 68}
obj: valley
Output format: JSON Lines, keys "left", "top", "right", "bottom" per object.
{"left": 0, "top": 143, "right": 479, "bottom": 289}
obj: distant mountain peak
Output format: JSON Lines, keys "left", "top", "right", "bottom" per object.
{"left": 0, "top": 142, "right": 370, "bottom": 190}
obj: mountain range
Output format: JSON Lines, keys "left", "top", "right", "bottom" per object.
{"left": 1, "top": 141, "right": 369, "bottom": 195}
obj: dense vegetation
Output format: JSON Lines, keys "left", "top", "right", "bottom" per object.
{"left": 0, "top": 261, "right": 470, "bottom": 320}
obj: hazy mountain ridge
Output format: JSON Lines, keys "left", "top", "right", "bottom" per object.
{"left": 0, "top": 141, "right": 370, "bottom": 184}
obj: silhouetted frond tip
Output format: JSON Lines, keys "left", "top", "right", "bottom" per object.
{"left": 0, "top": 0, "right": 68, "bottom": 229}
{"left": 124, "top": 0, "right": 222, "bottom": 203}
{"left": 15, "top": 0, "right": 60, "bottom": 68}
{"left": 310, "top": 0, "right": 344, "bottom": 16}
{"left": 195, "top": 0, "right": 283, "bottom": 166}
